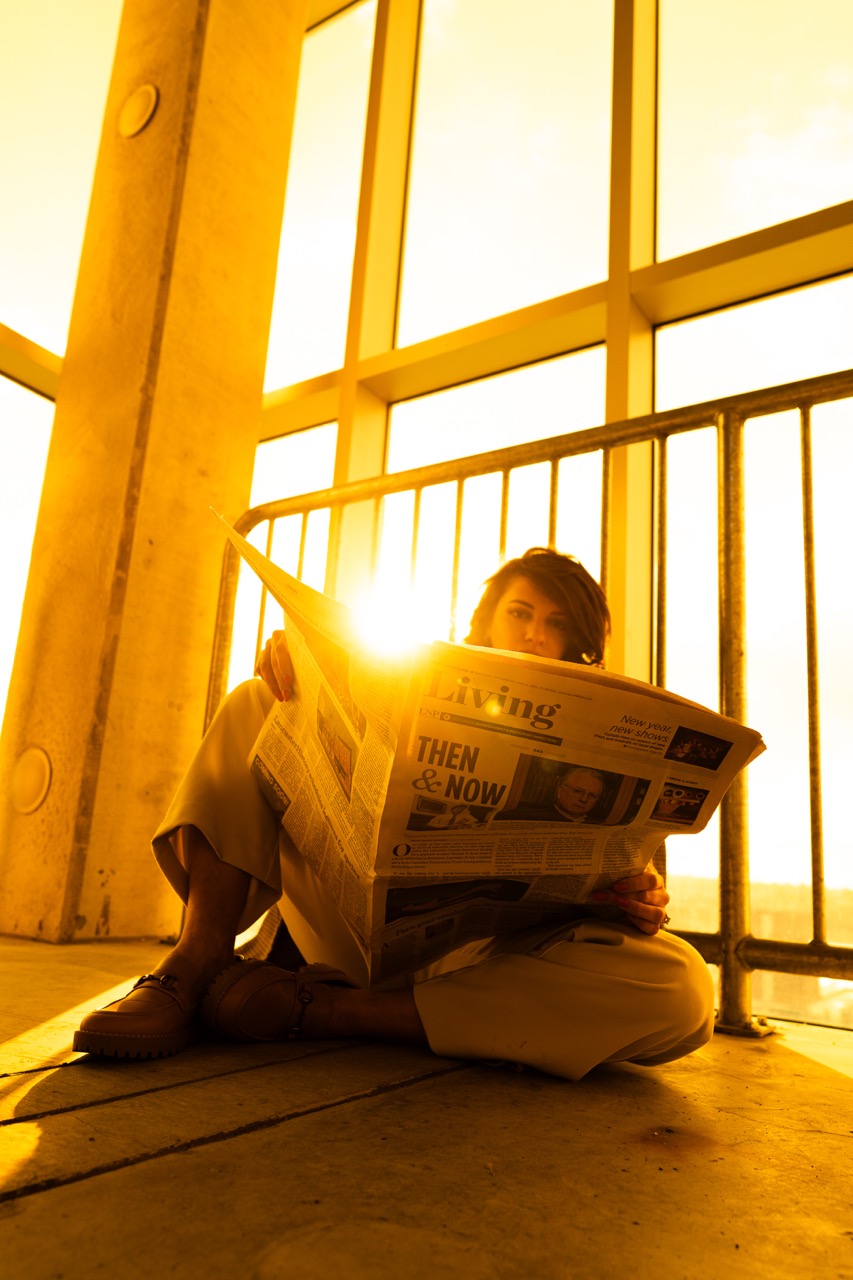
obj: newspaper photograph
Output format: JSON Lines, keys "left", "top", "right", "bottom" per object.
{"left": 216, "top": 514, "right": 765, "bottom": 982}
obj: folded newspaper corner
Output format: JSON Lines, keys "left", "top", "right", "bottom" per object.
{"left": 215, "top": 512, "right": 766, "bottom": 985}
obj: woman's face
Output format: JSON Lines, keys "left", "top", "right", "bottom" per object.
{"left": 486, "top": 575, "right": 571, "bottom": 660}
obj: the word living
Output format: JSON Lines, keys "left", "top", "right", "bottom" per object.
{"left": 426, "top": 670, "right": 561, "bottom": 731}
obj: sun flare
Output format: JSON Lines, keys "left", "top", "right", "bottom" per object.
{"left": 352, "top": 586, "right": 437, "bottom": 659}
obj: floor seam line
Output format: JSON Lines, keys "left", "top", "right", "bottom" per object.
{"left": 0, "top": 1062, "right": 471, "bottom": 1204}
{"left": 1, "top": 1042, "right": 378, "bottom": 1125}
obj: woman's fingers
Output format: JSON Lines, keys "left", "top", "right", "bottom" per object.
{"left": 612, "top": 893, "right": 669, "bottom": 934}
{"left": 611, "top": 871, "right": 664, "bottom": 895}
{"left": 256, "top": 630, "right": 294, "bottom": 701}
{"left": 591, "top": 870, "right": 671, "bottom": 934}
{"left": 270, "top": 630, "right": 294, "bottom": 700}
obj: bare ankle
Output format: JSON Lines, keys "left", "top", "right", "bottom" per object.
{"left": 324, "top": 988, "right": 427, "bottom": 1045}
{"left": 157, "top": 942, "right": 234, "bottom": 999}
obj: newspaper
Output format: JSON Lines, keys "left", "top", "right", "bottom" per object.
{"left": 216, "top": 515, "right": 765, "bottom": 983}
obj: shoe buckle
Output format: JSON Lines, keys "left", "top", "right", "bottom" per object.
{"left": 133, "top": 972, "right": 178, "bottom": 991}
{"left": 286, "top": 979, "right": 316, "bottom": 1039}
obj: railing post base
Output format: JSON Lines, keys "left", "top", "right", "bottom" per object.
{"left": 714, "top": 1015, "right": 776, "bottom": 1038}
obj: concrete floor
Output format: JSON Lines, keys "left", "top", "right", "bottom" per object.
{"left": 1, "top": 937, "right": 852, "bottom": 1280}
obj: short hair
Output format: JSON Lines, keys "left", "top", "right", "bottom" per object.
{"left": 465, "top": 547, "right": 610, "bottom": 666}
{"left": 558, "top": 766, "right": 605, "bottom": 789}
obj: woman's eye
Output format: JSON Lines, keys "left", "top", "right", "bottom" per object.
{"left": 547, "top": 617, "right": 569, "bottom": 631}
{"left": 508, "top": 607, "right": 531, "bottom": 621}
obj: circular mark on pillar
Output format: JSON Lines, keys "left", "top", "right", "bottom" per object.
{"left": 12, "top": 747, "right": 52, "bottom": 814}
{"left": 118, "top": 84, "right": 160, "bottom": 138}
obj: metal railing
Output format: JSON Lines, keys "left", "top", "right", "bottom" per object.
{"left": 207, "top": 366, "right": 853, "bottom": 1029}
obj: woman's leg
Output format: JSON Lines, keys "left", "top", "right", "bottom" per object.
{"left": 409, "top": 920, "right": 716, "bottom": 1079}
{"left": 152, "top": 679, "right": 284, "bottom": 934}
{"left": 204, "top": 919, "right": 714, "bottom": 1080}
{"left": 74, "top": 681, "right": 282, "bottom": 1057}
{"left": 158, "top": 825, "right": 252, "bottom": 996}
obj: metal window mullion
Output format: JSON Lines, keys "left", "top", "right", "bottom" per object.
{"left": 800, "top": 404, "right": 827, "bottom": 944}
{"left": 716, "top": 408, "right": 754, "bottom": 1032}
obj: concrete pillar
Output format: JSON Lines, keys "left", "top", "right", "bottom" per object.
{"left": 0, "top": 0, "right": 307, "bottom": 942}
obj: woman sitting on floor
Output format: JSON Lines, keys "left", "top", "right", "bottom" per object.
{"left": 74, "top": 548, "right": 714, "bottom": 1080}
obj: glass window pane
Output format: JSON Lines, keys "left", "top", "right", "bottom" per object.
{"left": 812, "top": 398, "right": 853, "bottom": 946}
{"left": 665, "top": 857, "right": 719, "bottom": 935}
{"left": 296, "top": 508, "right": 330, "bottom": 594}
{"left": 366, "top": 490, "right": 423, "bottom": 643}
{"left": 744, "top": 412, "right": 812, "bottom": 907}
{"left": 270, "top": 514, "right": 305, "bottom": 578}
{"left": 250, "top": 422, "right": 338, "bottom": 507}
{"left": 375, "top": 490, "right": 416, "bottom": 592}
{"left": 381, "top": 353, "right": 606, "bottom": 643}
{"left": 264, "top": 1, "right": 377, "bottom": 391}
{"left": 655, "top": 274, "right": 853, "bottom": 412}
{"left": 505, "top": 463, "right": 551, "bottom": 559}
{"left": 658, "top": 0, "right": 853, "bottom": 260}
{"left": 659, "top": 428, "right": 722, "bottom": 910}
{"left": 226, "top": 523, "right": 269, "bottom": 693}
{"left": 412, "top": 482, "right": 458, "bottom": 636}
{"left": 0, "top": 378, "right": 54, "bottom": 729}
{"left": 663, "top": 428, "right": 719, "bottom": 712}
{"left": 397, "top": 0, "right": 613, "bottom": 346}
{"left": 657, "top": 294, "right": 853, "bottom": 996}
{"left": 554, "top": 452, "right": 603, "bottom": 584}
{"left": 0, "top": 0, "right": 123, "bottom": 352}
{"left": 227, "top": 423, "right": 338, "bottom": 690}
{"left": 455, "top": 472, "right": 504, "bottom": 640}
{"left": 752, "top": 970, "right": 853, "bottom": 1032}
{"left": 387, "top": 348, "right": 606, "bottom": 471}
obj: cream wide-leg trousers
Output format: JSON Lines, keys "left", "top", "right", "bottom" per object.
{"left": 153, "top": 680, "right": 715, "bottom": 1080}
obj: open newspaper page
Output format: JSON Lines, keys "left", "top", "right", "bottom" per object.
{"left": 216, "top": 515, "right": 765, "bottom": 983}
{"left": 214, "top": 517, "right": 413, "bottom": 955}
{"left": 372, "top": 642, "right": 764, "bottom": 977}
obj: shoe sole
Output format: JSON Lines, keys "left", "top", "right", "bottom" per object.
{"left": 71, "top": 1028, "right": 192, "bottom": 1059}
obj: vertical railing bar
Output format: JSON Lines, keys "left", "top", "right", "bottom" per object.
{"left": 548, "top": 457, "right": 559, "bottom": 548}
{"left": 370, "top": 496, "right": 383, "bottom": 576}
{"left": 600, "top": 446, "right": 611, "bottom": 601}
{"left": 716, "top": 407, "right": 755, "bottom": 1032}
{"left": 204, "top": 541, "right": 242, "bottom": 732}
{"left": 499, "top": 470, "right": 510, "bottom": 561}
{"left": 296, "top": 512, "right": 308, "bottom": 581}
{"left": 654, "top": 434, "right": 668, "bottom": 688}
{"left": 325, "top": 501, "right": 342, "bottom": 596}
{"left": 800, "top": 403, "right": 827, "bottom": 944}
{"left": 410, "top": 486, "right": 422, "bottom": 584}
{"left": 253, "top": 519, "right": 274, "bottom": 670}
{"left": 450, "top": 478, "right": 464, "bottom": 641}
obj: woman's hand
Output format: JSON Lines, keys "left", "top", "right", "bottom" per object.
{"left": 592, "top": 866, "right": 670, "bottom": 935}
{"left": 255, "top": 629, "right": 295, "bottom": 702}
